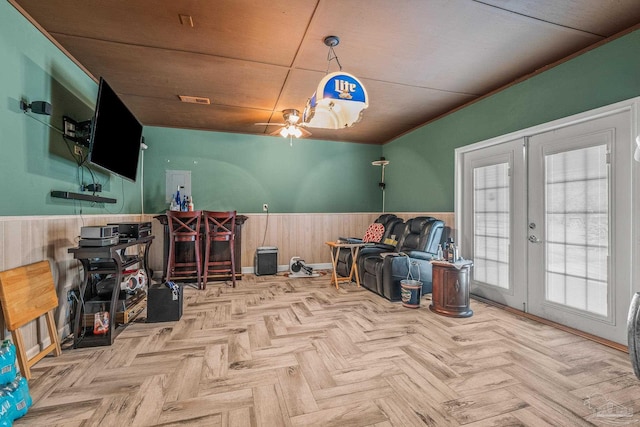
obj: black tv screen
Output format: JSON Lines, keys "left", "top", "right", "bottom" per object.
{"left": 89, "top": 77, "right": 143, "bottom": 182}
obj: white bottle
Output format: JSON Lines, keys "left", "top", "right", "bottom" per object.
{"left": 437, "top": 244, "right": 443, "bottom": 260}
{"left": 188, "top": 196, "right": 194, "bottom": 211}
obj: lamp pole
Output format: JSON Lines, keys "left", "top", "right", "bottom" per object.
{"left": 372, "top": 157, "right": 390, "bottom": 213}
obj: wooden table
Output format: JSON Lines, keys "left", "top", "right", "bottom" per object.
{"left": 325, "top": 241, "right": 366, "bottom": 289}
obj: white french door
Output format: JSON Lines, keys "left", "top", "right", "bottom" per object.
{"left": 461, "top": 139, "right": 527, "bottom": 309}
{"left": 527, "top": 111, "right": 631, "bottom": 343}
{"left": 459, "top": 109, "right": 633, "bottom": 344}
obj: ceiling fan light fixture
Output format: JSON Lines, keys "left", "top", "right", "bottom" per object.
{"left": 283, "top": 108, "right": 300, "bottom": 124}
{"left": 278, "top": 125, "right": 303, "bottom": 139}
{"left": 256, "top": 108, "right": 311, "bottom": 139}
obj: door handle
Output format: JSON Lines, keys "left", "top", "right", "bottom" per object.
{"left": 528, "top": 235, "right": 543, "bottom": 243}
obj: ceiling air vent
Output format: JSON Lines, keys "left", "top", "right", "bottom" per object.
{"left": 178, "top": 95, "right": 211, "bottom": 105}
{"left": 179, "top": 14, "right": 194, "bottom": 27}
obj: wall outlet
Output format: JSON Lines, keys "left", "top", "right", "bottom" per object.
{"left": 74, "top": 145, "right": 82, "bottom": 156}
{"left": 262, "top": 203, "right": 269, "bottom": 212}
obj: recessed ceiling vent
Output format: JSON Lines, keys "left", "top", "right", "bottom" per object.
{"left": 178, "top": 95, "right": 211, "bottom": 105}
{"left": 179, "top": 14, "right": 194, "bottom": 27}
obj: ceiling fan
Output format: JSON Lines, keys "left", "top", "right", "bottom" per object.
{"left": 255, "top": 109, "right": 312, "bottom": 139}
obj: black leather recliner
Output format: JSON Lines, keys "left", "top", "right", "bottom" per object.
{"left": 335, "top": 214, "right": 403, "bottom": 277}
{"left": 356, "top": 218, "right": 406, "bottom": 265}
{"left": 358, "top": 217, "right": 446, "bottom": 301}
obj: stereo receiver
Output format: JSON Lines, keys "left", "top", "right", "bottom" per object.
{"left": 80, "top": 225, "right": 119, "bottom": 239}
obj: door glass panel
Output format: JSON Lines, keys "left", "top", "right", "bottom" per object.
{"left": 473, "top": 163, "right": 510, "bottom": 289}
{"left": 544, "top": 145, "right": 608, "bottom": 316}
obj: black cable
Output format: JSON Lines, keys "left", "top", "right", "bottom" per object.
{"left": 104, "top": 177, "right": 125, "bottom": 214}
{"left": 61, "top": 133, "right": 101, "bottom": 193}
{"left": 61, "top": 134, "right": 83, "bottom": 167}
{"left": 23, "top": 110, "right": 65, "bottom": 135}
{"left": 261, "top": 208, "right": 269, "bottom": 247}
{"left": 81, "top": 164, "right": 99, "bottom": 193}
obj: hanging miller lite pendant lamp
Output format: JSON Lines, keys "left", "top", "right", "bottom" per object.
{"left": 303, "top": 36, "right": 369, "bottom": 129}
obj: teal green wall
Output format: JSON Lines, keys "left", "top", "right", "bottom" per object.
{"left": 0, "top": 1, "right": 142, "bottom": 216}
{"left": 2, "top": 1, "right": 381, "bottom": 216}
{"left": 142, "top": 127, "right": 382, "bottom": 214}
{"left": 384, "top": 29, "right": 640, "bottom": 212}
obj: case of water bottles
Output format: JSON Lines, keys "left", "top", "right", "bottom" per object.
{"left": 0, "top": 340, "right": 32, "bottom": 426}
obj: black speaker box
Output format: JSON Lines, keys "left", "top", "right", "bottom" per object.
{"left": 31, "top": 101, "right": 52, "bottom": 115}
{"left": 147, "top": 283, "right": 183, "bottom": 322}
{"left": 255, "top": 247, "right": 278, "bottom": 276}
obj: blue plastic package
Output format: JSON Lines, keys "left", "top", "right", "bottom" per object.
{"left": 1, "top": 376, "right": 31, "bottom": 423}
{"left": 0, "top": 390, "right": 11, "bottom": 426}
{"left": 0, "top": 342, "right": 16, "bottom": 386}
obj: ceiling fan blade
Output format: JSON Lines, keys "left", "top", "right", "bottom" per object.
{"left": 268, "top": 127, "right": 286, "bottom": 136}
{"left": 254, "top": 122, "right": 284, "bottom": 126}
{"left": 299, "top": 127, "right": 312, "bottom": 137}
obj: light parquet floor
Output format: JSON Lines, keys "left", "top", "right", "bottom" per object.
{"left": 19, "top": 273, "right": 640, "bottom": 426}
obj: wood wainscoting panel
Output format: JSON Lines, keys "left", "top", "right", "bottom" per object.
{"left": 144, "top": 212, "right": 454, "bottom": 272}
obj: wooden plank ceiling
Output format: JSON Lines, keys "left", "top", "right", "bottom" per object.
{"left": 10, "top": 0, "right": 640, "bottom": 144}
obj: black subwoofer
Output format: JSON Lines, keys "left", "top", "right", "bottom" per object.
{"left": 255, "top": 246, "right": 278, "bottom": 276}
{"left": 147, "top": 283, "right": 183, "bottom": 322}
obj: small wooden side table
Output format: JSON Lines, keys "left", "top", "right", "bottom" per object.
{"left": 429, "top": 260, "right": 473, "bottom": 318}
{"left": 325, "top": 241, "right": 366, "bottom": 289}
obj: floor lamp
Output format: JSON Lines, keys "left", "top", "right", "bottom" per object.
{"left": 372, "top": 157, "right": 390, "bottom": 213}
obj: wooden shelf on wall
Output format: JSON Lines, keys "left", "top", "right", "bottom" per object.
{"left": 51, "top": 190, "right": 117, "bottom": 204}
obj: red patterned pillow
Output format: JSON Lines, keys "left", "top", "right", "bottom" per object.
{"left": 362, "top": 223, "right": 385, "bottom": 243}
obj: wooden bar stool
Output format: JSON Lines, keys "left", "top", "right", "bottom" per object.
{"left": 167, "top": 210, "right": 203, "bottom": 288}
{"left": 203, "top": 210, "right": 237, "bottom": 289}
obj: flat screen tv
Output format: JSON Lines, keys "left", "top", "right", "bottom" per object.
{"left": 88, "top": 77, "right": 143, "bottom": 182}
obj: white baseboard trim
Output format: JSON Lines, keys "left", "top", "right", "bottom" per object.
{"left": 25, "top": 324, "right": 71, "bottom": 360}
{"left": 156, "top": 263, "right": 334, "bottom": 279}
{"left": 241, "top": 263, "right": 333, "bottom": 274}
